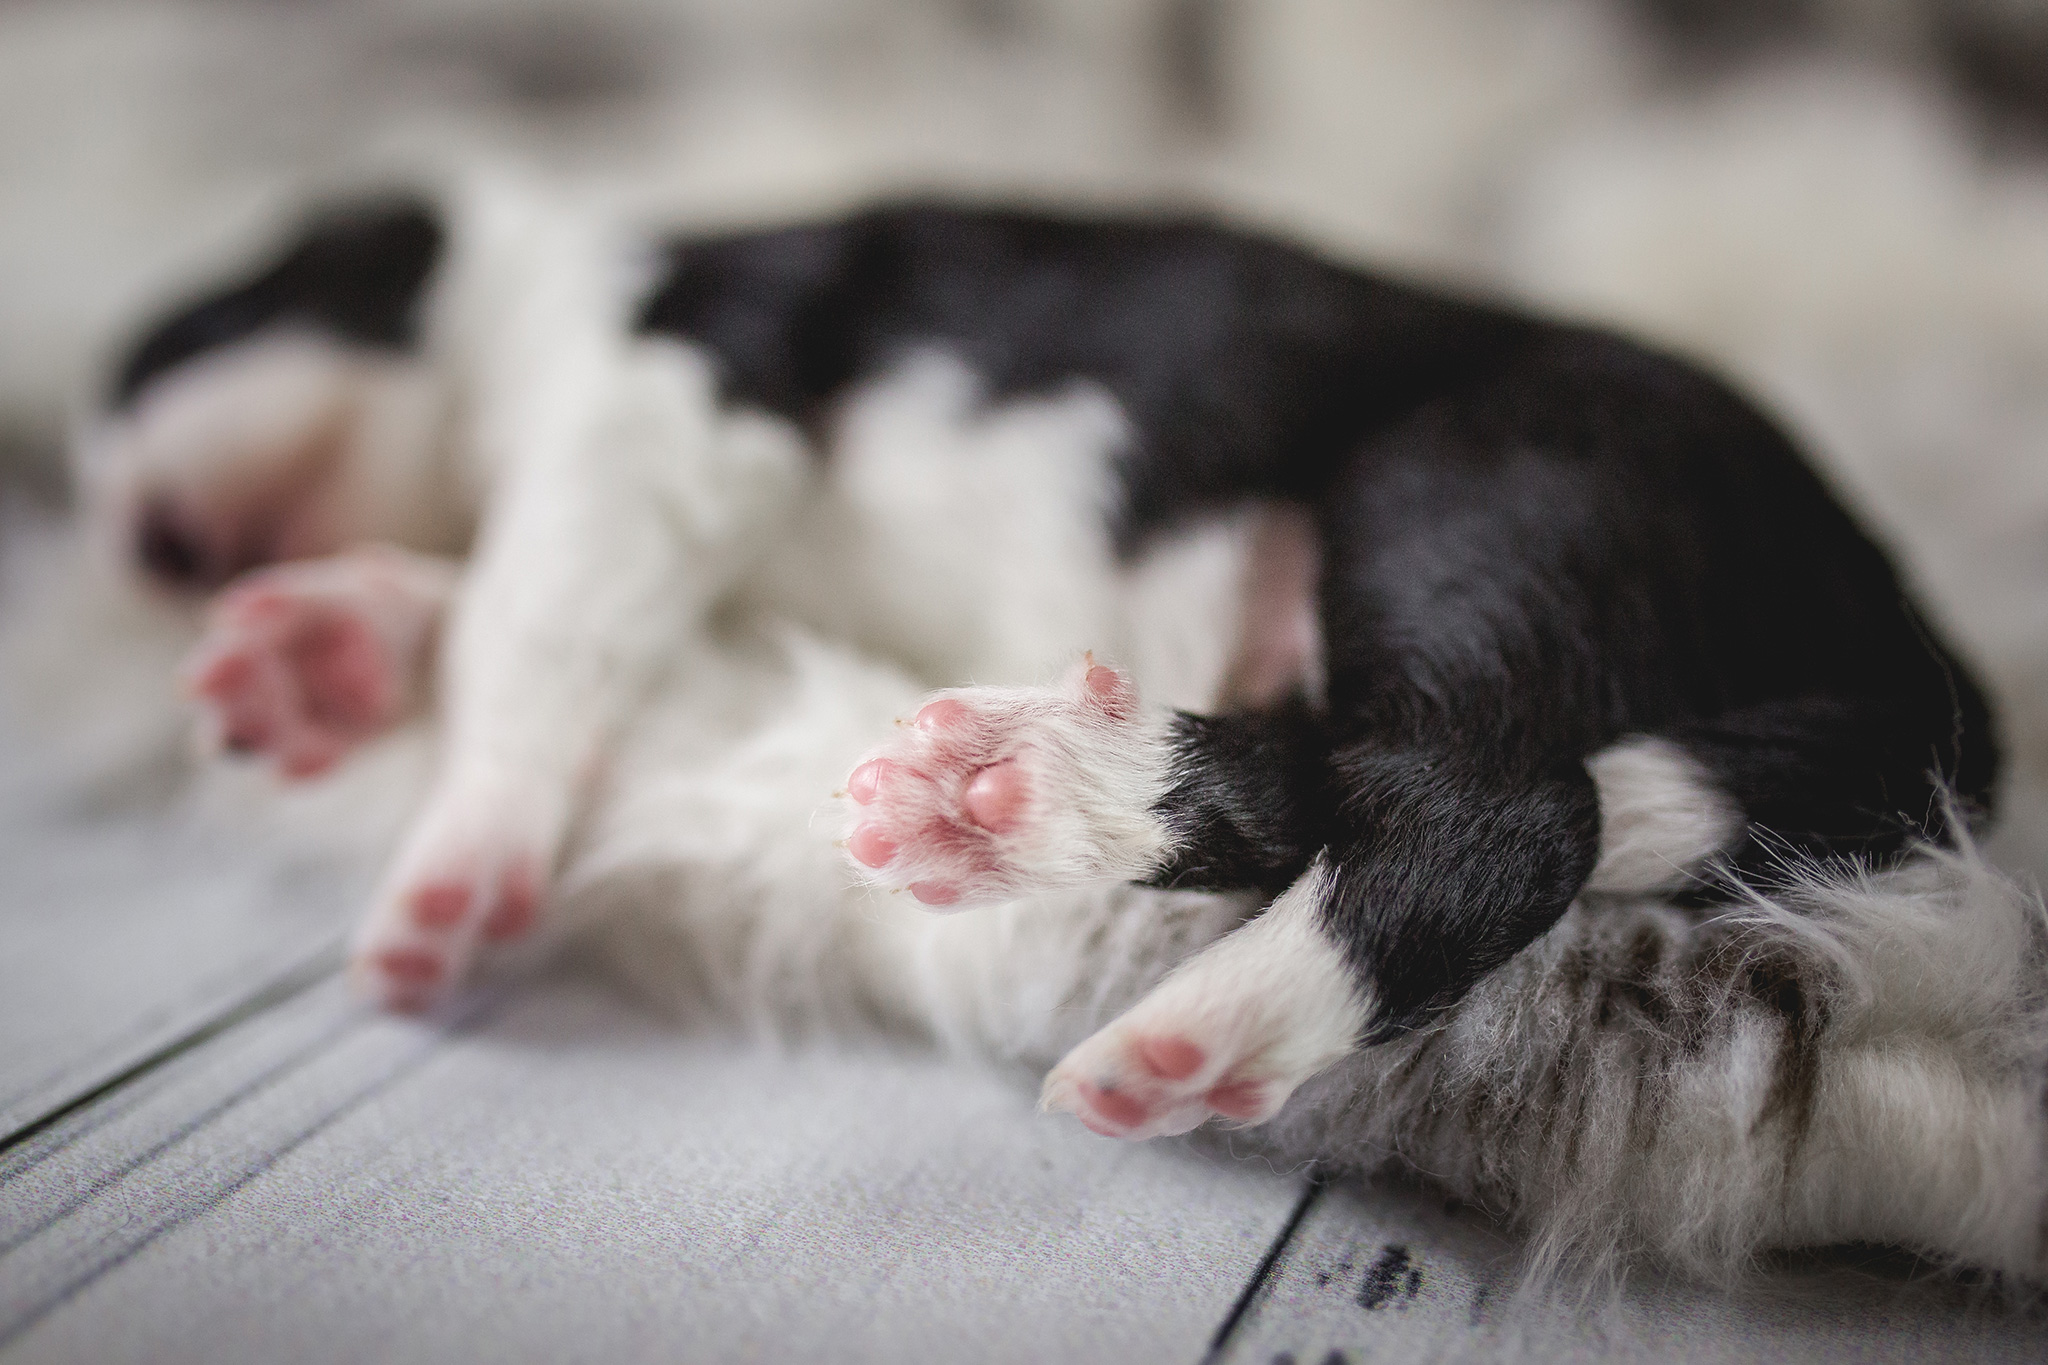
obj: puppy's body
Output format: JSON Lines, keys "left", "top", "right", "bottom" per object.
{"left": 76, "top": 188, "right": 2041, "bottom": 1283}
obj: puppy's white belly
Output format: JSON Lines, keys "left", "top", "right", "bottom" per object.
{"left": 736, "top": 347, "right": 1254, "bottom": 708}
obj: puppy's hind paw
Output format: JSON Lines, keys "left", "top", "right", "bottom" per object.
{"left": 840, "top": 657, "right": 1172, "bottom": 909}
{"left": 1041, "top": 863, "right": 1371, "bottom": 1140}
{"left": 1040, "top": 1021, "right": 1294, "bottom": 1141}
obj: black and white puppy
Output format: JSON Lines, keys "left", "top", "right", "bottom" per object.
{"left": 85, "top": 188, "right": 2016, "bottom": 1245}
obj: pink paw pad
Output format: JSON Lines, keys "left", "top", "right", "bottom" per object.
{"left": 353, "top": 818, "right": 558, "bottom": 1012}
{"left": 400, "top": 862, "right": 543, "bottom": 943}
{"left": 962, "top": 762, "right": 1027, "bottom": 833}
{"left": 1136, "top": 1036, "right": 1206, "bottom": 1081}
{"left": 1081, "top": 662, "right": 1137, "bottom": 716}
{"left": 840, "top": 655, "right": 1149, "bottom": 909}
{"left": 1202, "top": 1079, "right": 1272, "bottom": 1121}
{"left": 366, "top": 949, "right": 450, "bottom": 1015}
{"left": 846, "top": 759, "right": 893, "bottom": 805}
{"left": 481, "top": 868, "right": 541, "bottom": 941}
{"left": 847, "top": 825, "right": 899, "bottom": 870}
{"left": 1077, "top": 1083, "right": 1151, "bottom": 1130}
{"left": 407, "top": 882, "right": 473, "bottom": 931}
{"left": 915, "top": 699, "right": 969, "bottom": 731}
{"left": 184, "top": 574, "right": 408, "bottom": 780}
{"left": 1042, "top": 1023, "right": 1292, "bottom": 1141}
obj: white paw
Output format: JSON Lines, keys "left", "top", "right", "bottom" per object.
{"left": 348, "top": 778, "right": 566, "bottom": 1011}
{"left": 1041, "top": 862, "right": 1368, "bottom": 1139}
{"left": 839, "top": 657, "right": 1172, "bottom": 908}
{"left": 182, "top": 547, "right": 451, "bottom": 779}
{"left": 1041, "top": 1019, "right": 1294, "bottom": 1140}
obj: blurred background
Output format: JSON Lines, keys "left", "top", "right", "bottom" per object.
{"left": 2, "top": 0, "right": 2047, "bottom": 850}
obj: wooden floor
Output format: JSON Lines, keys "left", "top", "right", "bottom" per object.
{"left": 4, "top": 799, "right": 2047, "bottom": 1364}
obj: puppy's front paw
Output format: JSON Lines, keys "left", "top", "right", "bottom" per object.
{"left": 840, "top": 657, "right": 1171, "bottom": 908}
{"left": 182, "top": 548, "right": 452, "bottom": 779}
{"left": 348, "top": 779, "right": 564, "bottom": 1011}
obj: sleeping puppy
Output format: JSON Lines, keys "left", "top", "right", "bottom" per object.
{"left": 85, "top": 189, "right": 2026, "bottom": 1270}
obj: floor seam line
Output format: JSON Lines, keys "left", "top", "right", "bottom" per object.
{"left": 1202, "top": 1171, "right": 1325, "bottom": 1364}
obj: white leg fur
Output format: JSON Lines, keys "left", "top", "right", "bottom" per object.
{"left": 349, "top": 335, "right": 809, "bottom": 1008}
{"left": 742, "top": 349, "right": 1135, "bottom": 687}
{"left": 1585, "top": 735, "right": 1745, "bottom": 894}
{"left": 1041, "top": 857, "right": 1371, "bottom": 1140}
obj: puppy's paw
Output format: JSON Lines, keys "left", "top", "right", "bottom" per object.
{"left": 840, "top": 657, "right": 1172, "bottom": 908}
{"left": 1040, "top": 1015, "right": 1299, "bottom": 1141}
{"left": 348, "top": 779, "right": 564, "bottom": 1012}
{"left": 1041, "top": 864, "right": 1368, "bottom": 1139}
{"left": 183, "top": 547, "right": 453, "bottom": 779}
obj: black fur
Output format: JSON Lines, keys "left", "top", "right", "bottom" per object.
{"left": 634, "top": 203, "right": 1528, "bottom": 553}
{"left": 109, "top": 197, "right": 444, "bottom": 411}
{"left": 639, "top": 200, "right": 1999, "bottom": 1037}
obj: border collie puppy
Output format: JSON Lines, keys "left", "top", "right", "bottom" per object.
{"left": 84, "top": 188, "right": 2039, "bottom": 1280}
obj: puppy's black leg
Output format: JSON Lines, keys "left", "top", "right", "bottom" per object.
{"left": 1320, "top": 747, "right": 1601, "bottom": 1038}
{"left": 1035, "top": 709, "right": 1602, "bottom": 1138}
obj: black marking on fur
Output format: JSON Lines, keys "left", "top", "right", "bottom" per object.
{"left": 1626, "top": 0, "right": 1816, "bottom": 62}
{"left": 1148, "top": 696, "right": 1328, "bottom": 895}
{"left": 110, "top": 197, "right": 444, "bottom": 410}
{"left": 1629, "top": 0, "right": 2048, "bottom": 149}
{"left": 635, "top": 200, "right": 1531, "bottom": 554}
{"left": 1734, "top": 945, "right": 1826, "bottom": 1158}
{"left": 1936, "top": 4, "right": 2048, "bottom": 147}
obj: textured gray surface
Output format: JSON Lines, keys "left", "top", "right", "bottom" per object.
{"left": 0, "top": 799, "right": 363, "bottom": 1142}
{"left": 1218, "top": 1181, "right": 2048, "bottom": 1364}
{"left": 4, "top": 839, "right": 2048, "bottom": 1362}
{"left": 1, "top": 969, "right": 1305, "bottom": 1365}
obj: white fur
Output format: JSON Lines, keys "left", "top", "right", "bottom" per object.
{"left": 1042, "top": 857, "right": 1371, "bottom": 1139}
{"left": 77, "top": 335, "right": 454, "bottom": 579}
{"left": 742, "top": 349, "right": 1136, "bottom": 686}
{"left": 352, "top": 325, "right": 813, "bottom": 1000}
{"left": 1585, "top": 736, "right": 1746, "bottom": 894}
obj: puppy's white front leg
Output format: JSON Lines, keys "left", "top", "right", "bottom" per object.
{"left": 351, "top": 339, "right": 807, "bottom": 1008}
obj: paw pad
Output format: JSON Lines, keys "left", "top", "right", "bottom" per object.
{"left": 839, "top": 656, "right": 1169, "bottom": 908}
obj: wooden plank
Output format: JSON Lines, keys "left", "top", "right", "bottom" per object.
{"left": 1, "top": 967, "right": 1304, "bottom": 1364}
{"left": 1210, "top": 1177, "right": 2048, "bottom": 1364}
{"left": 0, "top": 802, "right": 368, "bottom": 1144}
